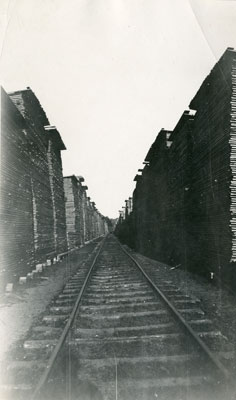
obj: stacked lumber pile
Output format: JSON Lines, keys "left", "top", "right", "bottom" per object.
{"left": 116, "top": 197, "right": 135, "bottom": 248}
{"left": 144, "top": 130, "right": 171, "bottom": 262}
{"left": 116, "top": 48, "right": 236, "bottom": 287}
{"left": 91, "top": 202, "right": 98, "bottom": 239}
{"left": 0, "top": 88, "right": 34, "bottom": 286}
{"left": 9, "top": 89, "right": 56, "bottom": 262}
{"left": 86, "top": 198, "right": 93, "bottom": 241}
{"left": 82, "top": 189, "right": 89, "bottom": 242}
{"left": 229, "top": 56, "right": 236, "bottom": 274}
{"left": 132, "top": 174, "right": 145, "bottom": 253}
{"left": 1, "top": 86, "right": 109, "bottom": 287}
{"left": 128, "top": 130, "right": 170, "bottom": 260}
{"left": 167, "top": 111, "right": 195, "bottom": 268}
{"left": 76, "top": 177, "right": 85, "bottom": 244}
{"left": 0, "top": 87, "right": 69, "bottom": 286}
{"left": 45, "top": 126, "right": 67, "bottom": 254}
{"left": 63, "top": 176, "right": 81, "bottom": 249}
{"left": 64, "top": 176, "right": 108, "bottom": 248}
{"left": 188, "top": 48, "right": 234, "bottom": 279}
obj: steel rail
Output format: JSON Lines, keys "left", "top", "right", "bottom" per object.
{"left": 31, "top": 236, "right": 107, "bottom": 400}
{"left": 116, "top": 237, "right": 231, "bottom": 381}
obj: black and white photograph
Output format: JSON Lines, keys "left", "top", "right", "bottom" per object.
{"left": 1, "top": 1, "right": 236, "bottom": 399}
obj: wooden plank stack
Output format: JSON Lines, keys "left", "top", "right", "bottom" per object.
{"left": 131, "top": 130, "right": 171, "bottom": 261}
{"left": 63, "top": 176, "right": 108, "bottom": 249}
{"left": 9, "top": 89, "right": 55, "bottom": 262}
{"left": 0, "top": 86, "right": 110, "bottom": 288}
{"left": 167, "top": 111, "right": 195, "bottom": 268}
{"left": 0, "top": 88, "right": 35, "bottom": 287}
{"left": 188, "top": 48, "right": 233, "bottom": 281}
{"left": 45, "top": 126, "right": 67, "bottom": 254}
{"left": 116, "top": 47, "right": 236, "bottom": 288}
{"left": 0, "top": 88, "right": 68, "bottom": 287}
{"left": 63, "top": 176, "right": 82, "bottom": 248}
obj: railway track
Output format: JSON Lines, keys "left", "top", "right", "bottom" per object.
{"left": 1, "top": 234, "right": 235, "bottom": 400}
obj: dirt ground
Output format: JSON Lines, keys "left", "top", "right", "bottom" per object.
{"left": 0, "top": 241, "right": 99, "bottom": 366}
{"left": 131, "top": 249, "right": 236, "bottom": 354}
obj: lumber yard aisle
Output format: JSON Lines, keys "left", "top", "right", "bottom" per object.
{"left": 1, "top": 47, "right": 236, "bottom": 400}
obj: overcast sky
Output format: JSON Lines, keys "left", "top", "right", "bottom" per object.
{"left": 1, "top": 0, "right": 236, "bottom": 218}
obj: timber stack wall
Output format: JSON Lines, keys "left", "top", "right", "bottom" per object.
{"left": 116, "top": 47, "right": 236, "bottom": 288}
{"left": 63, "top": 175, "right": 109, "bottom": 250}
{"left": 0, "top": 87, "right": 109, "bottom": 289}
